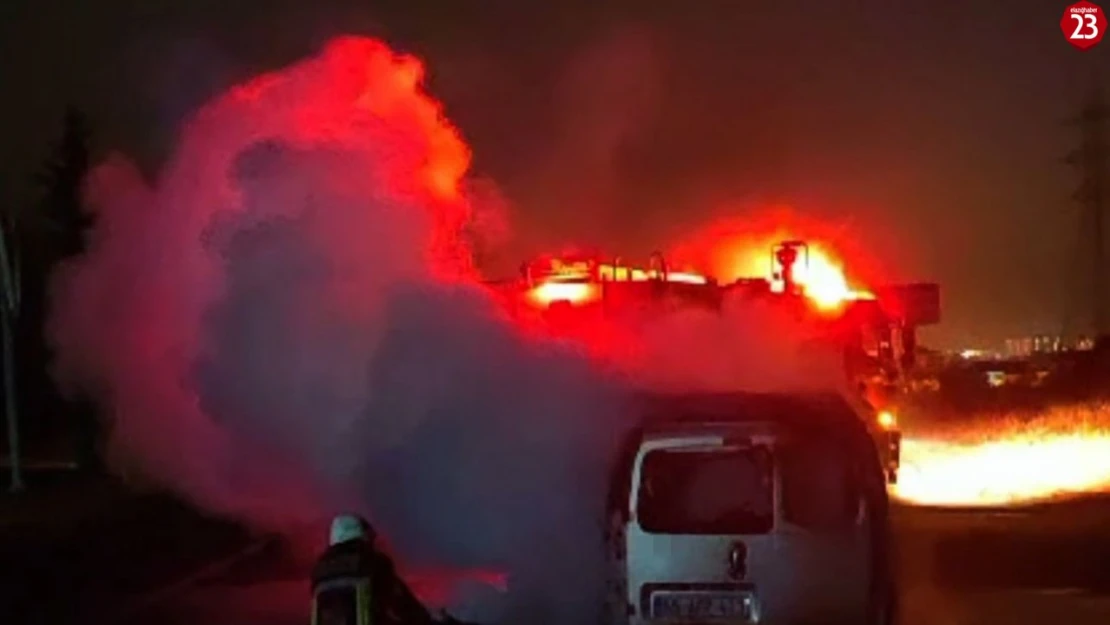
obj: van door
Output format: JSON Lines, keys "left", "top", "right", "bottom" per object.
{"left": 625, "top": 437, "right": 777, "bottom": 624}
{"left": 778, "top": 432, "right": 872, "bottom": 624}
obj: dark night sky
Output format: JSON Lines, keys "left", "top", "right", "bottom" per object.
{"left": 1, "top": 0, "right": 1108, "bottom": 348}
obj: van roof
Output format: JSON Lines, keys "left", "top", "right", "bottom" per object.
{"left": 607, "top": 391, "right": 882, "bottom": 515}
{"left": 631, "top": 390, "right": 864, "bottom": 433}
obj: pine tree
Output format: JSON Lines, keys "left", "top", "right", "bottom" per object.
{"left": 25, "top": 106, "right": 100, "bottom": 471}
{"left": 36, "top": 106, "right": 93, "bottom": 260}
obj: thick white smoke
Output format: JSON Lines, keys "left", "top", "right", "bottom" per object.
{"left": 49, "top": 37, "right": 626, "bottom": 623}
{"left": 625, "top": 294, "right": 845, "bottom": 393}
{"left": 198, "top": 141, "right": 626, "bottom": 623}
{"left": 48, "top": 35, "right": 846, "bottom": 625}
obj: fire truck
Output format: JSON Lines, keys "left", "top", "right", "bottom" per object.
{"left": 493, "top": 242, "right": 941, "bottom": 484}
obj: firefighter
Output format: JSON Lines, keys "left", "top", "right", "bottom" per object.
{"left": 311, "top": 514, "right": 435, "bottom": 625}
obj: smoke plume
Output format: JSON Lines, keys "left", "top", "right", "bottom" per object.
{"left": 628, "top": 294, "right": 845, "bottom": 393}
{"left": 50, "top": 36, "right": 626, "bottom": 623}
{"left": 48, "top": 35, "right": 846, "bottom": 624}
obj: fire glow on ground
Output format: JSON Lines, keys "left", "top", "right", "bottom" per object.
{"left": 894, "top": 404, "right": 1110, "bottom": 507}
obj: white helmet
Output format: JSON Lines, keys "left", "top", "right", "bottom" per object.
{"left": 328, "top": 514, "right": 372, "bottom": 546}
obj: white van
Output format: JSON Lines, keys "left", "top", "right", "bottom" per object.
{"left": 604, "top": 392, "right": 895, "bottom": 625}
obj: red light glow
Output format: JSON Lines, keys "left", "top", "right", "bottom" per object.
{"left": 527, "top": 282, "right": 599, "bottom": 306}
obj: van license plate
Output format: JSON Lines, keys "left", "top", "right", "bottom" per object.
{"left": 650, "top": 591, "right": 753, "bottom": 620}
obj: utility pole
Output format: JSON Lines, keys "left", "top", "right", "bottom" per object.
{"left": 1066, "top": 83, "right": 1109, "bottom": 344}
{"left": 0, "top": 211, "right": 22, "bottom": 492}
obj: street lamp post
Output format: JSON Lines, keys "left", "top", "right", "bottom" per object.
{"left": 1, "top": 217, "right": 23, "bottom": 493}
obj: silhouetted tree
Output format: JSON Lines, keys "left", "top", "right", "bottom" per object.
{"left": 36, "top": 106, "right": 93, "bottom": 259}
{"left": 19, "top": 106, "right": 100, "bottom": 472}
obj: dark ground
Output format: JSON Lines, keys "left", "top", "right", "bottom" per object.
{"left": 0, "top": 469, "right": 256, "bottom": 625}
{"left": 6, "top": 469, "right": 1110, "bottom": 625}
{"left": 142, "top": 498, "right": 1110, "bottom": 625}
{"left": 894, "top": 498, "right": 1110, "bottom": 625}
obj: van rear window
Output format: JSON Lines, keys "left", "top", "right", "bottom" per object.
{"left": 636, "top": 447, "right": 773, "bottom": 535}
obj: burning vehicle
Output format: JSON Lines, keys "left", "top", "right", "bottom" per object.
{"left": 490, "top": 239, "right": 941, "bottom": 484}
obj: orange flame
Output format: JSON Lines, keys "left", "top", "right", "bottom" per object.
{"left": 524, "top": 258, "right": 711, "bottom": 307}
{"left": 527, "top": 282, "right": 598, "bottom": 306}
{"left": 776, "top": 246, "right": 873, "bottom": 310}
{"left": 894, "top": 404, "right": 1110, "bottom": 507}
{"left": 716, "top": 241, "right": 873, "bottom": 311}
{"left": 667, "top": 211, "right": 878, "bottom": 312}
{"left": 877, "top": 410, "right": 897, "bottom": 431}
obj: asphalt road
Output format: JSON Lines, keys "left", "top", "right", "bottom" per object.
{"left": 130, "top": 535, "right": 310, "bottom": 625}
{"left": 894, "top": 497, "right": 1110, "bottom": 625}
{"left": 128, "top": 496, "right": 1110, "bottom": 625}
{"left": 0, "top": 471, "right": 254, "bottom": 625}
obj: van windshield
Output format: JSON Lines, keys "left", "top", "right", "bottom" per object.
{"left": 636, "top": 446, "right": 774, "bottom": 535}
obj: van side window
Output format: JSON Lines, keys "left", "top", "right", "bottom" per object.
{"left": 779, "top": 435, "right": 859, "bottom": 531}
